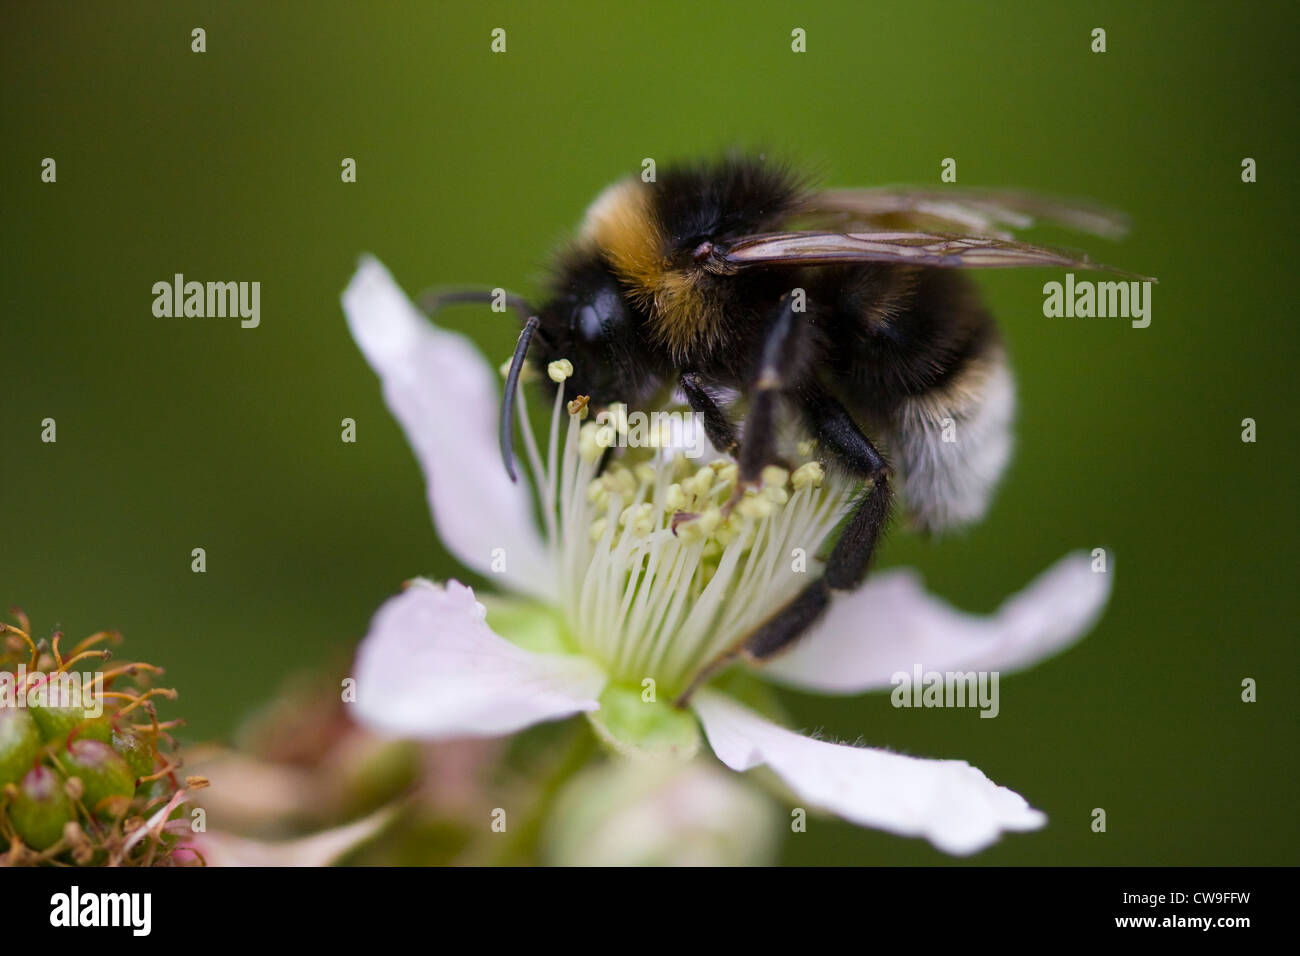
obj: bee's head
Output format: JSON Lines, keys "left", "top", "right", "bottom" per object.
{"left": 500, "top": 264, "right": 649, "bottom": 481}
{"left": 532, "top": 267, "right": 637, "bottom": 403}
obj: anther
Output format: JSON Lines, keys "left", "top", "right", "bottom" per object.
{"left": 548, "top": 359, "right": 574, "bottom": 383}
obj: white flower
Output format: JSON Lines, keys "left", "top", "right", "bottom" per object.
{"left": 341, "top": 256, "right": 1113, "bottom": 856}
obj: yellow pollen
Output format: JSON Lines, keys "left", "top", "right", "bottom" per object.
{"left": 579, "top": 422, "right": 605, "bottom": 462}
{"left": 792, "top": 461, "right": 826, "bottom": 490}
{"left": 548, "top": 358, "right": 574, "bottom": 382}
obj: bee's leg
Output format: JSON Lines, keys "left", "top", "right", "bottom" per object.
{"left": 723, "top": 295, "right": 803, "bottom": 513}
{"left": 680, "top": 372, "right": 738, "bottom": 456}
{"left": 675, "top": 388, "right": 892, "bottom": 706}
{"left": 748, "top": 387, "right": 892, "bottom": 656}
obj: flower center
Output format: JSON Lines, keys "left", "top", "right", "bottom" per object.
{"left": 512, "top": 364, "right": 857, "bottom": 696}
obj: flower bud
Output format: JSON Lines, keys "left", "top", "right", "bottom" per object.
{"left": 0, "top": 709, "right": 42, "bottom": 788}
{"left": 56, "top": 739, "right": 137, "bottom": 820}
{"left": 112, "top": 730, "right": 156, "bottom": 780}
{"left": 30, "top": 705, "right": 113, "bottom": 745}
{"left": 542, "top": 759, "right": 779, "bottom": 866}
{"left": 9, "top": 766, "right": 74, "bottom": 851}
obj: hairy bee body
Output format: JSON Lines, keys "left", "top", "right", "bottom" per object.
{"left": 460, "top": 153, "right": 1141, "bottom": 690}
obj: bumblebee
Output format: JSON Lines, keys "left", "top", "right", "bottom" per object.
{"left": 424, "top": 155, "right": 1149, "bottom": 700}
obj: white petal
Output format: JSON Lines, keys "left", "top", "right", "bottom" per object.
{"left": 343, "top": 255, "right": 552, "bottom": 599}
{"left": 189, "top": 807, "right": 395, "bottom": 867}
{"left": 694, "top": 691, "right": 1044, "bottom": 855}
{"left": 764, "top": 551, "right": 1110, "bottom": 694}
{"left": 352, "top": 579, "right": 605, "bottom": 738}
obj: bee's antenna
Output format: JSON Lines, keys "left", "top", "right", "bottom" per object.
{"left": 415, "top": 288, "right": 542, "bottom": 482}
{"left": 418, "top": 288, "right": 535, "bottom": 325}
{"left": 500, "top": 315, "right": 540, "bottom": 483}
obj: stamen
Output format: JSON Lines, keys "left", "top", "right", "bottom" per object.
{"left": 514, "top": 366, "right": 860, "bottom": 696}
{"left": 88, "top": 662, "right": 164, "bottom": 690}
{"left": 58, "top": 648, "right": 112, "bottom": 672}
{"left": 514, "top": 379, "right": 557, "bottom": 550}
{"left": 1, "top": 620, "right": 40, "bottom": 668}
{"left": 104, "top": 687, "right": 178, "bottom": 717}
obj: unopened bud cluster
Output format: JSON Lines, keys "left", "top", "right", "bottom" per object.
{"left": 0, "top": 611, "right": 202, "bottom": 866}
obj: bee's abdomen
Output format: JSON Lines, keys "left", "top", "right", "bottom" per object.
{"left": 829, "top": 267, "right": 1015, "bottom": 533}
{"left": 825, "top": 267, "right": 992, "bottom": 407}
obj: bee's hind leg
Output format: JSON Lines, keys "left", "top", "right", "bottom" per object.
{"left": 675, "top": 386, "right": 892, "bottom": 706}
{"left": 720, "top": 294, "right": 806, "bottom": 514}
{"left": 748, "top": 385, "right": 893, "bottom": 654}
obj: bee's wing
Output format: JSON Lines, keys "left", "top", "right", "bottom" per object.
{"left": 800, "top": 188, "right": 1131, "bottom": 241}
{"left": 718, "top": 231, "right": 1155, "bottom": 280}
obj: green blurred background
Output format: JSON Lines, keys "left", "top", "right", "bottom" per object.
{"left": 3, "top": 0, "right": 1296, "bottom": 865}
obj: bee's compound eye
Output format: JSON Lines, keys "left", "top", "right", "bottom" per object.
{"left": 577, "top": 304, "right": 602, "bottom": 342}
